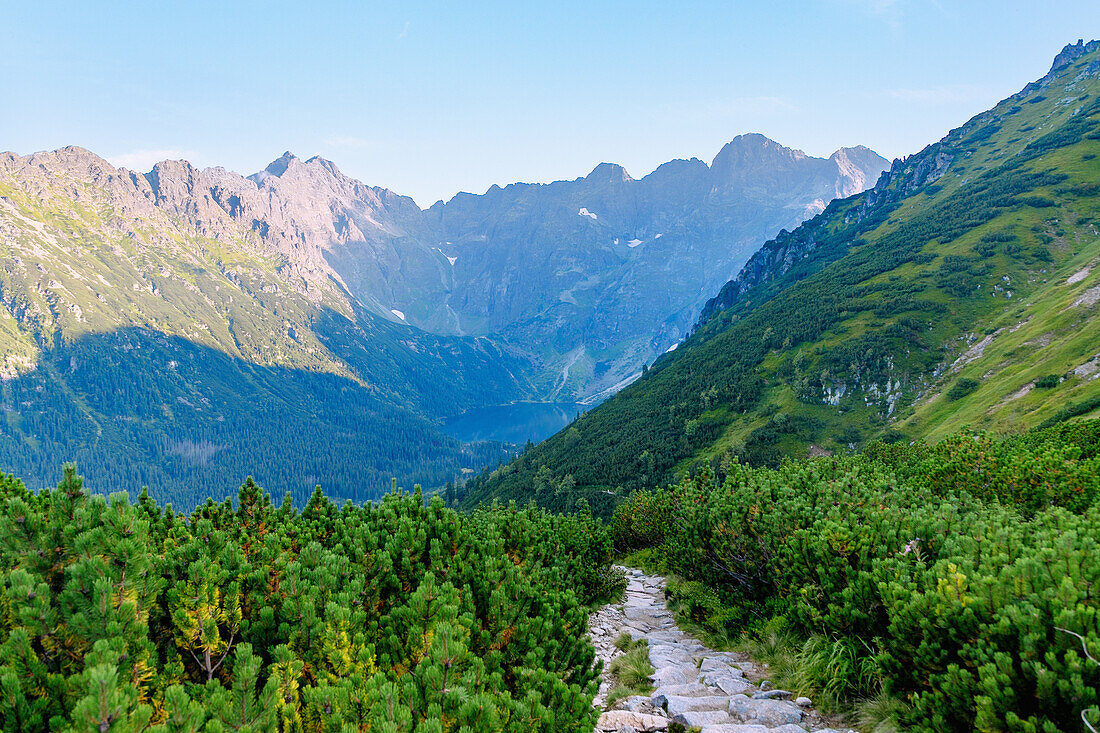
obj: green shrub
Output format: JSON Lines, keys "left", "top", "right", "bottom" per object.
{"left": 946, "top": 377, "right": 979, "bottom": 400}
{"left": 610, "top": 488, "right": 673, "bottom": 551}
{"left": 640, "top": 422, "right": 1100, "bottom": 731}
{"left": 1034, "top": 373, "right": 1061, "bottom": 388}
{"left": 0, "top": 468, "right": 607, "bottom": 731}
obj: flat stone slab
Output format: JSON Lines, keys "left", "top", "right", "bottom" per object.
{"left": 709, "top": 675, "right": 756, "bottom": 696}
{"left": 699, "top": 721, "right": 805, "bottom": 726}
{"left": 652, "top": 682, "right": 719, "bottom": 699}
{"left": 649, "top": 666, "right": 690, "bottom": 686}
{"left": 672, "top": 710, "right": 734, "bottom": 727}
{"left": 728, "top": 695, "right": 805, "bottom": 726}
{"left": 663, "top": 694, "right": 731, "bottom": 715}
{"left": 595, "top": 710, "right": 669, "bottom": 731}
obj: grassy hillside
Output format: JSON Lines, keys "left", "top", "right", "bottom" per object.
{"left": 462, "top": 41, "right": 1100, "bottom": 514}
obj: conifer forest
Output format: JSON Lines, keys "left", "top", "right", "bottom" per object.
{"left": 3, "top": 8, "right": 1100, "bottom": 731}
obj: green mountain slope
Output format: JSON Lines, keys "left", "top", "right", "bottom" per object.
{"left": 462, "top": 40, "right": 1100, "bottom": 514}
{"left": 0, "top": 149, "right": 526, "bottom": 505}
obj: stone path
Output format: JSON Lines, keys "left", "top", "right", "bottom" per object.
{"left": 588, "top": 567, "right": 854, "bottom": 733}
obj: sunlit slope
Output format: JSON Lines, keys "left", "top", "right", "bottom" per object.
{"left": 0, "top": 149, "right": 526, "bottom": 504}
{"left": 462, "top": 40, "right": 1100, "bottom": 513}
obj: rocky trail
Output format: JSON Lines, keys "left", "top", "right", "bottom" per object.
{"left": 588, "top": 567, "right": 854, "bottom": 733}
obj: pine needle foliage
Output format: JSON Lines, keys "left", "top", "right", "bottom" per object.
{"left": 0, "top": 467, "right": 613, "bottom": 732}
{"left": 612, "top": 420, "right": 1100, "bottom": 731}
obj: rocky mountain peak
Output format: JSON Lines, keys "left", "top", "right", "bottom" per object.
{"left": 249, "top": 151, "right": 300, "bottom": 185}
{"left": 585, "top": 162, "right": 633, "bottom": 183}
{"left": 13, "top": 146, "right": 115, "bottom": 180}
{"left": 305, "top": 155, "right": 343, "bottom": 177}
{"left": 143, "top": 158, "right": 204, "bottom": 202}
{"left": 1050, "top": 39, "right": 1100, "bottom": 73}
{"left": 830, "top": 146, "right": 890, "bottom": 197}
{"left": 709, "top": 134, "right": 809, "bottom": 181}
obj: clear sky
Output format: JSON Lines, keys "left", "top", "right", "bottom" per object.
{"left": 4, "top": 1, "right": 1100, "bottom": 206}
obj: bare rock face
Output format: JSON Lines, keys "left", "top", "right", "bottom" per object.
{"left": 0, "top": 135, "right": 889, "bottom": 490}
{"left": 2, "top": 136, "right": 886, "bottom": 403}
{"left": 425, "top": 135, "right": 886, "bottom": 399}
{"left": 142, "top": 152, "right": 449, "bottom": 322}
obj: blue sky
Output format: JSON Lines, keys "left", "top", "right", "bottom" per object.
{"left": 4, "top": 1, "right": 1100, "bottom": 206}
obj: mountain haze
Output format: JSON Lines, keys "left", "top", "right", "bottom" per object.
{"left": 464, "top": 40, "right": 1100, "bottom": 514}
{"left": 426, "top": 136, "right": 887, "bottom": 399}
{"left": 0, "top": 135, "right": 884, "bottom": 503}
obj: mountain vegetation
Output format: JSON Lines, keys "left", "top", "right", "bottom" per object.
{"left": 610, "top": 419, "right": 1100, "bottom": 732}
{"left": 2, "top": 33, "right": 1099, "bottom": 733}
{"left": 0, "top": 136, "right": 883, "bottom": 507}
{"left": 0, "top": 465, "right": 619, "bottom": 731}
{"left": 463, "top": 40, "right": 1100, "bottom": 514}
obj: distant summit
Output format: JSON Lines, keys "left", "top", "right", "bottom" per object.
{"left": 0, "top": 130, "right": 887, "bottom": 498}
{"left": 251, "top": 150, "right": 298, "bottom": 182}
{"left": 464, "top": 38, "right": 1100, "bottom": 512}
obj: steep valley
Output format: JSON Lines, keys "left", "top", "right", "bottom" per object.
{"left": 465, "top": 39, "right": 1100, "bottom": 514}
{"left": 0, "top": 136, "right": 883, "bottom": 504}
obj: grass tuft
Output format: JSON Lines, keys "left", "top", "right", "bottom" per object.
{"left": 604, "top": 636, "right": 654, "bottom": 709}
{"left": 854, "top": 688, "right": 911, "bottom": 733}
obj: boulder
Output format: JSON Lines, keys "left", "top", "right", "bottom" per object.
{"left": 700, "top": 657, "right": 738, "bottom": 672}
{"left": 707, "top": 674, "right": 756, "bottom": 696}
{"left": 728, "top": 695, "right": 804, "bottom": 726}
{"left": 752, "top": 689, "right": 793, "bottom": 700}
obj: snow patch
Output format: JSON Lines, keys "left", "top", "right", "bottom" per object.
{"left": 627, "top": 238, "right": 643, "bottom": 248}
{"left": 664, "top": 342, "right": 678, "bottom": 353}
{"left": 391, "top": 309, "right": 406, "bottom": 320}
{"left": 578, "top": 207, "right": 597, "bottom": 220}
{"left": 435, "top": 248, "right": 457, "bottom": 266}
{"left": 655, "top": 233, "right": 663, "bottom": 239}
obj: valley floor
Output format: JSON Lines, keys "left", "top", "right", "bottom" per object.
{"left": 589, "top": 567, "right": 852, "bottom": 733}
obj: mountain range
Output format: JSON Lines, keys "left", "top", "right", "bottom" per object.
{"left": 464, "top": 39, "right": 1100, "bottom": 514}
{"left": 0, "top": 133, "right": 885, "bottom": 503}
